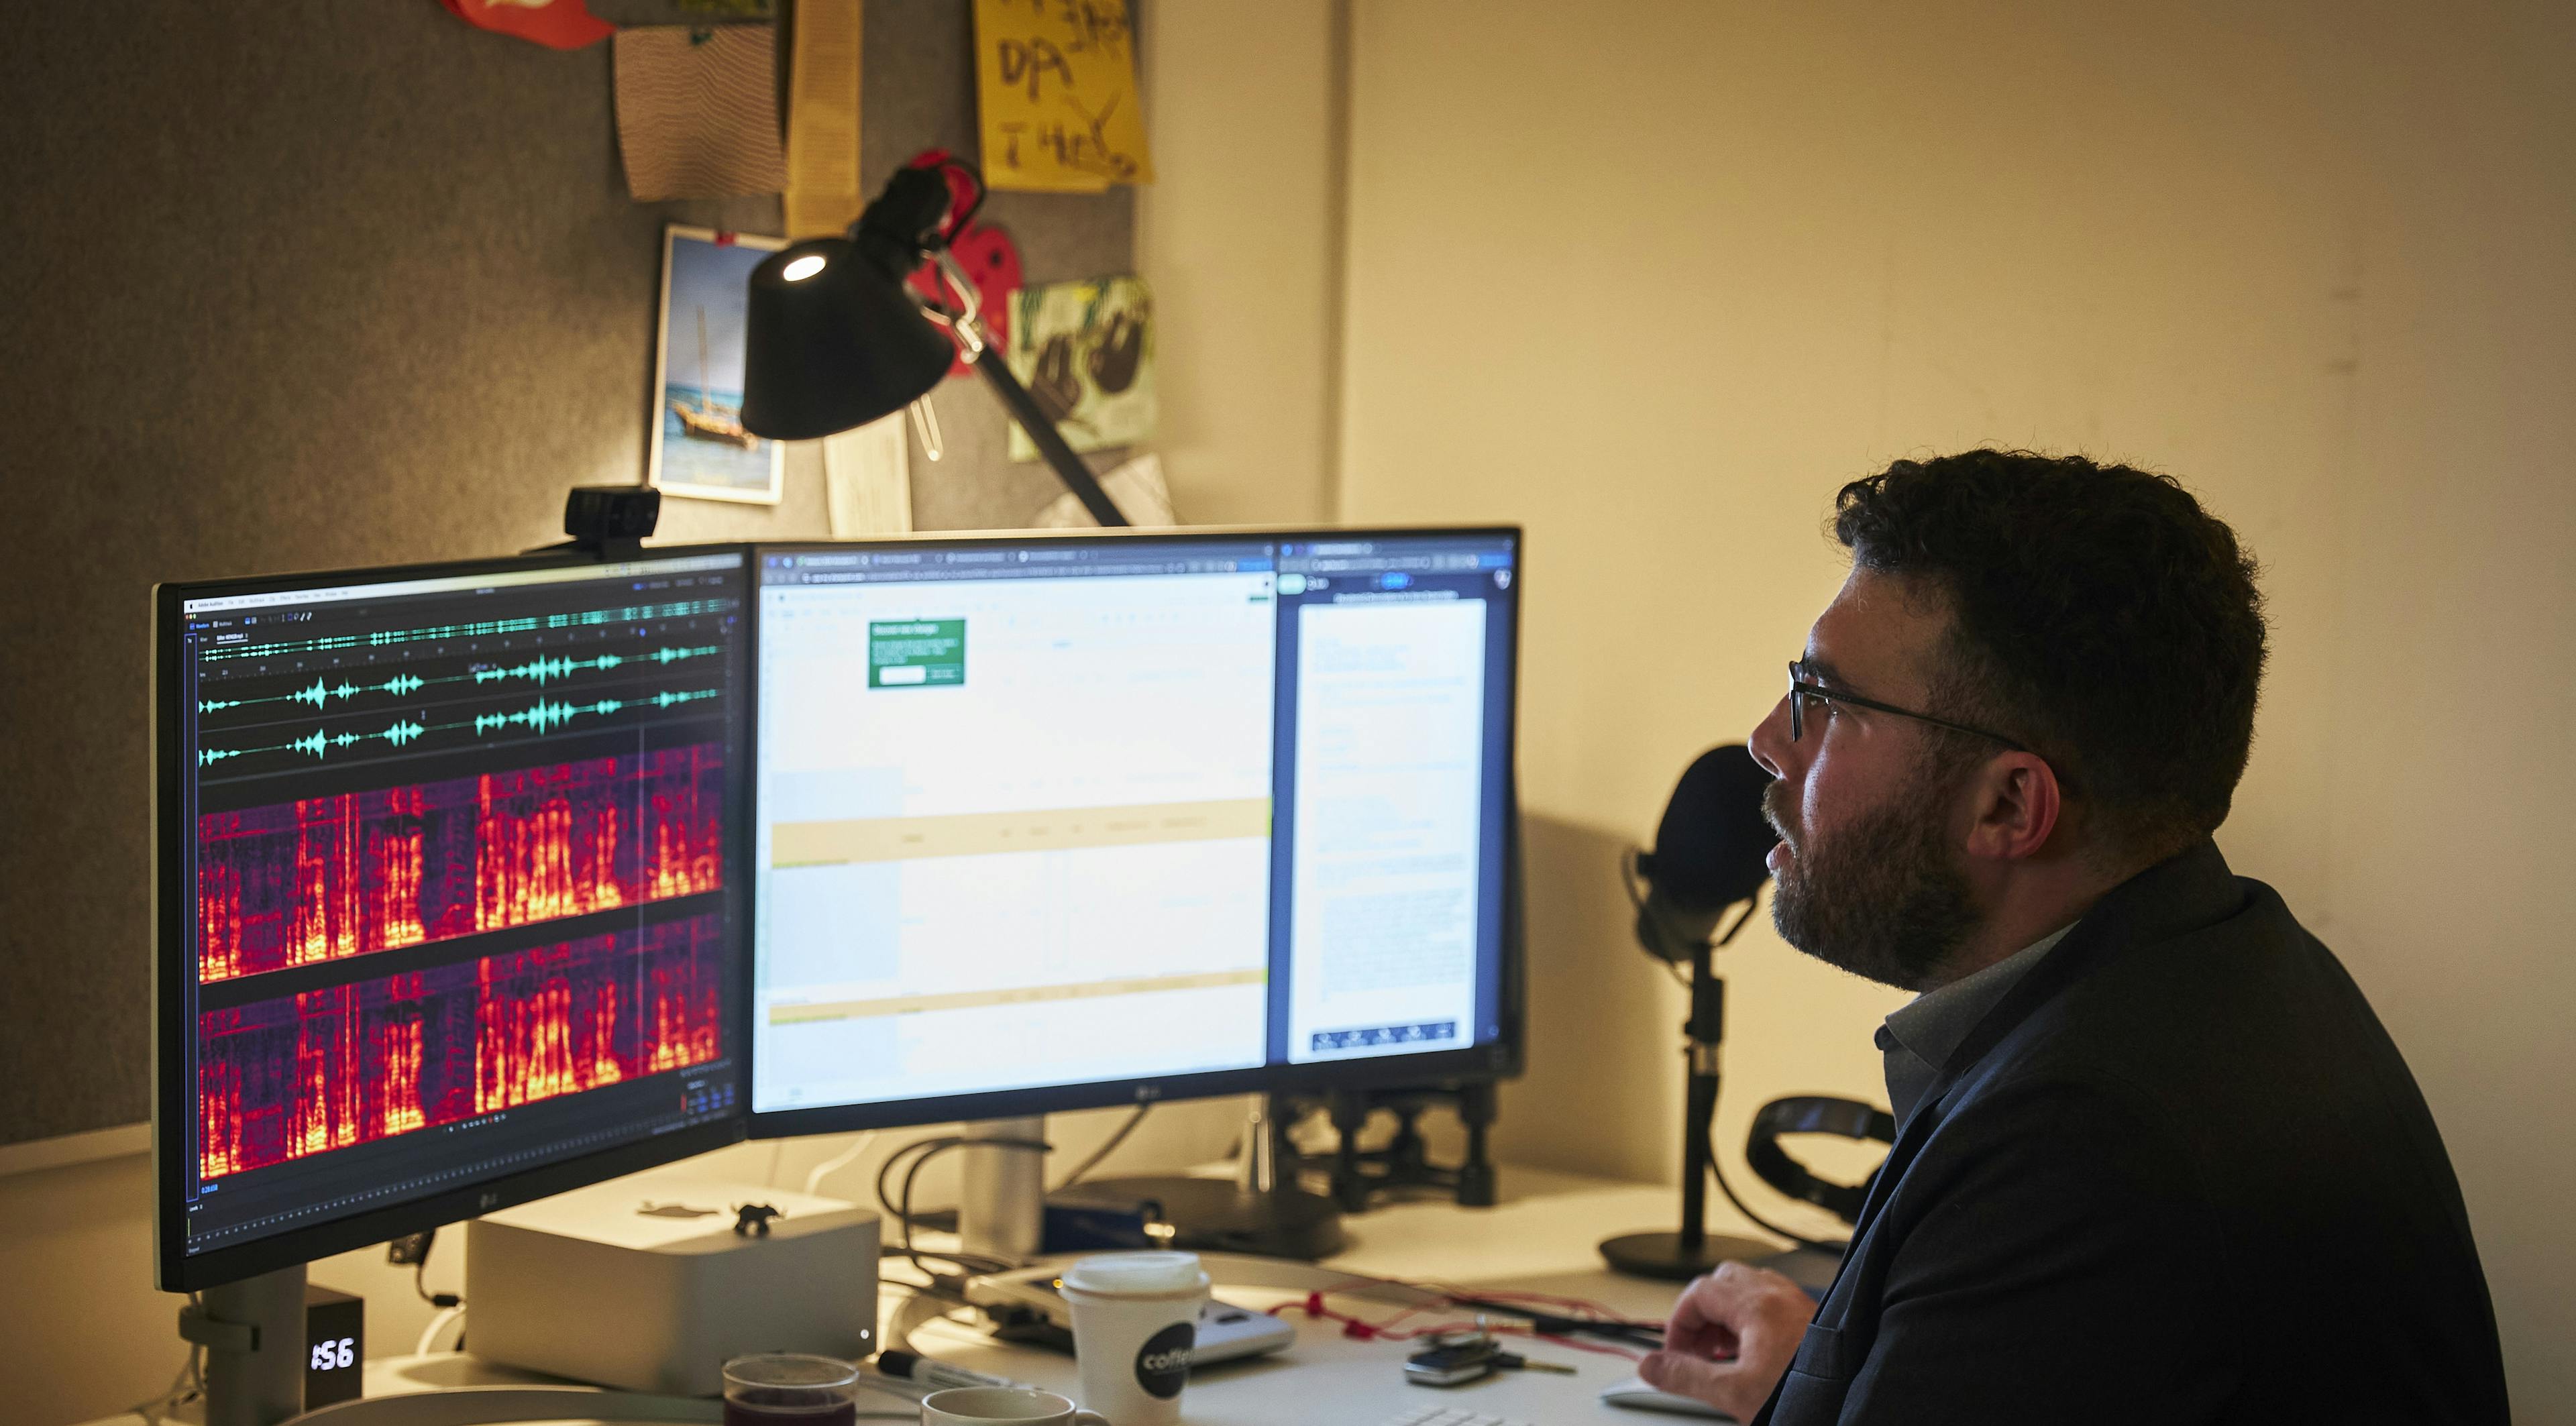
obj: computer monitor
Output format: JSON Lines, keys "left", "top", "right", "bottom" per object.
{"left": 154, "top": 549, "right": 754, "bottom": 1291}
{"left": 746, "top": 528, "right": 1521, "bottom": 1136}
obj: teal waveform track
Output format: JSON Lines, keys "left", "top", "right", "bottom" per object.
{"left": 198, "top": 599, "right": 732, "bottom": 663}
{"left": 470, "top": 688, "right": 722, "bottom": 736}
{"left": 199, "top": 718, "right": 430, "bottom": 767}
{"left": 199, "top": 671, "right": 430, "bottom": 715}
{"left": 199, "top": 647, "right": 720, "bottom": 716}
{"left": 468, "top": 645, "right": 720, "bottom": 688}
{"left": 196, "top": 685, "right": 723, "bottom": 767}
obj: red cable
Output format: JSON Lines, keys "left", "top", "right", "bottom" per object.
{"left": 1267, "top": 1291, "right": 1647, "bottom": 1362}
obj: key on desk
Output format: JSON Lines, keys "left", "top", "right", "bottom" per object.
{"left": 1381, "top": 1405, "right": 1542, "bottom": 1426}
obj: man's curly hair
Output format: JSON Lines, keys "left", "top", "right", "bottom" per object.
{"left": 1833, "top": 449, "right": 2268, "bottom": 861}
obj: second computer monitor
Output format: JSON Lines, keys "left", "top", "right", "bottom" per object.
{"left": 749, "top": 529, "right": 1519, "bottom": 1131}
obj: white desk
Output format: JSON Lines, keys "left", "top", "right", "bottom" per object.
{"left": 89, "top": 1168, "right": 1755, "bottom": 1426}
{"left": 892, "top": 1166, "right": 1741, "bottom": 1425}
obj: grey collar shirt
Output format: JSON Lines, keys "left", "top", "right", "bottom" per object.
{"left": 1876, "top": 922, "right": 2077, "bottom": 1129}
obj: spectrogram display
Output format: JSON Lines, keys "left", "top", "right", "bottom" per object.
{"left": 168, "top": 551, "right": 746, "bottom": 1260}
{"left": 194, "top": 747, "right": 724, "bottom": 981}
{"left": 196, "top": 916, "right": 726, "bottom": 1177}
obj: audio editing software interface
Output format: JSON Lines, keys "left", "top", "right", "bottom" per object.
{"left": 172, "top": 553, "right": 748, "bottom": 1258}
{"left": 751, "top": 534, "right": 1517, "bottom": 1114}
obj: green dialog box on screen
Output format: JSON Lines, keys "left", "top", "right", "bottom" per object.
{"left": 869, "top": 619, "right": 965, "bottom": 688}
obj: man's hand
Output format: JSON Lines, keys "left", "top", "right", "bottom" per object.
{"left": 1638, "top": 1262, "right": 1816, "bottom": 1421}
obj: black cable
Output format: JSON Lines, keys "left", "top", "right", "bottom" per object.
{"left": 1705, "top": 1068, "right": 1846, "bottom": 1254}
{"left": 1053, "top": 1103, "right": 1151, "bottom": 1189}
{"left": 414, "top": 1257, "right": 462, "bottom": 1309}
{"left": 875, "top": 1134, "right": 957, "bottom": 1230}
{"left": 876, "top": 1132, "right": 1051, "bottom": 1290}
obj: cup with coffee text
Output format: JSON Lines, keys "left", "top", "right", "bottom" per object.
{"left": 1057, "top": 1252, "right": 1212, "bottom": 1426}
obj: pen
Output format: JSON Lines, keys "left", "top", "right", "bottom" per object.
{"left": 875, "top": 1348, "right": 1026, "bottom": 1392}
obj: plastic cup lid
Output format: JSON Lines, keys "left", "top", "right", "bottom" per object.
{"left": 722, "top": 1353, "right": 862, "bottom": 1389}
{"left": 1061, "top": 1250, "right": 1211, "bottom": 1297}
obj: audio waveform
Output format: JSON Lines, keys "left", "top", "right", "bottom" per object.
{"left": 198, "top": 672, "right": 427, "bottom": 714}
{"left": 471, "top": 689, "right": 722, "bottom": 737}
{"left": 470, "top": 645, "right": 721, "bottom": 687}
{"left": 196, "top": 647, "right": 720, "bottom": 714}
{"left": 195, "top": 745, "right": 724, "bottom": 981}
{"left": 195, "top": 916, "right": 724, "bottom": 1178}
{"left": 197, "top": 719, "right": 428, "bottom": 766}
{"left": 198, "top": 599, "right": 733, "bottom": 664}
{"left": 195, "top": 687, "right": 720, "bottom": 766}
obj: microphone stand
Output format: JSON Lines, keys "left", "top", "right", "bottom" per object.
{"left": 1599, "top": 936, "right": 1776, "bottom": 1279}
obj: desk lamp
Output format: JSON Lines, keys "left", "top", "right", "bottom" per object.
{"left": 739, "top": 156, "right": 1129, "bottom": 527}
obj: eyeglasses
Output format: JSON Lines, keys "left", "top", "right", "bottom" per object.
{"left": 1786, "top": 659, "right": 2029, "bottom": 752}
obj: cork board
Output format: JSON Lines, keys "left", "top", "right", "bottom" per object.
{"left": 0, "top": 0, "right": 1143, "bottom": 1146}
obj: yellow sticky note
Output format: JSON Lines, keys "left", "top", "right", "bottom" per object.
{"left": 973, "top": 0, "right": 1154, "bottom": 193}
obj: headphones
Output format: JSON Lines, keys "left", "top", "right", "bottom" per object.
{"left": 1746, "top": 1095, "right": 1898, "bottom": 1225}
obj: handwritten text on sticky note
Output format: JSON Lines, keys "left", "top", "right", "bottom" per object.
{"left": 973, "top": 0, "right": 1154, "bottom": 193}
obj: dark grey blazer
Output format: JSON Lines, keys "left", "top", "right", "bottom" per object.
{"left": 1754, "top": 840, "right": 2509, "bottom": 1424}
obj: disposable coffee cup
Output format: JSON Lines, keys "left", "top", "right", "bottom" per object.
{"left": 1058, "top": 1251, "right": 1212, "bottom": 1426}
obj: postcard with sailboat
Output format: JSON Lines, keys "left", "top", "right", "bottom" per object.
{"left": 651, "top": 225, "right": 786, "bottom": 503}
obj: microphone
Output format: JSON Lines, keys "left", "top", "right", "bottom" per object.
{"left": 1631, "top": 744, "right": 1780, "bottom": 962}
{"left": 1601, "top": 743, "right": 1794, "bottom": 1280}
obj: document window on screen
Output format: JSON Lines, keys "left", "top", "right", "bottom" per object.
{"left": 750, "top": 533, "right": 1517, "bottom": 1116}
{"left": 754, "top": 545, "right": 1280, "bottom": 1109}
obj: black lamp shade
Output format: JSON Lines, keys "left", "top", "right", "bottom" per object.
{"left": 739, "top": 238, "right": 957, "bottom": 441}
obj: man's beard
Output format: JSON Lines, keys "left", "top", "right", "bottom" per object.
{"left": 1766, "top": 760, "right": 1981, "bottom": 991}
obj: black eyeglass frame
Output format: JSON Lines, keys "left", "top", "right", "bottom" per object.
{"left": 1786, "top": 659, "right": 2031, "bottom": 753}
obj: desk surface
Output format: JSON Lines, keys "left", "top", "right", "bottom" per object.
{"left": 91, "top": 1168, "right": 1759, "bottom": 1426}
{"left": 892, "top": 1166, "right": 1735, "bottom": 1425}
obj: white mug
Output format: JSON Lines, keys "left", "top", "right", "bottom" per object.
{"left": 1058, "top": 1252, "right": 1213, "bottom": 1426}
{"left": 920, "top": 1386, "right": 1106, "bottom": 1425}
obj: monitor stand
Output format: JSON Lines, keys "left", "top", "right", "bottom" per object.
{"left": 958, "top": 1104, "right": 1347, "bottom": 1266}
{"left": 182, "top": 1264, "right": 306, "bottom": 1426}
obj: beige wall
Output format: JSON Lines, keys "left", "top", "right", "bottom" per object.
{"left": 1336, "top": 0, "right": 2574, "bottom": 1415}
{"left": 1137, "top": 0, "right": 1346, "bottom": 525}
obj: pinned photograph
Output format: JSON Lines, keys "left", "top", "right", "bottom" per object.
{"left": 1005, "top": 275, "right": 1156, "bottom": 462}
{"left": 651, "top": 226, "right": 786, "bottom": 503}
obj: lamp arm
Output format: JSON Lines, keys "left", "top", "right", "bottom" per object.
{"left": 924, "top": 248, "right": 1128, "bottom": 528}
{"left": 970, "top": 347, "right": 1130, "bottom": 527}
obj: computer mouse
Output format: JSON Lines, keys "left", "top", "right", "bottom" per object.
{"left": 1599, "top": 1375, "right": 1735, "bottom": 1419}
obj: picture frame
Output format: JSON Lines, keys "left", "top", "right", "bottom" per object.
{"left": 649, "top": 225, "right": 788, "bottom": 504}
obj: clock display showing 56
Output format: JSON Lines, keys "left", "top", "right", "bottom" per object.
{"left": 309, "top": 1336, "right": 356, "bottom": 1371}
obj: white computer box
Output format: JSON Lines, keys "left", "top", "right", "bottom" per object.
{"left": 466, "top": 1170, "right": 879, "bottom": 1395}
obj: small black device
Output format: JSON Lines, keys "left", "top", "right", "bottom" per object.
{"left": 1404, "top": 1337, "right": 1501, "bottom": 1388}
{"left": 535, "top": 483, "right": 661, "bottom": 559}
{"left": 301, "top": 1283, "right": 364, "bottom": 1412}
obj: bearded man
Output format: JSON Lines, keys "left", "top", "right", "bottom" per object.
{"left": 1636, "top": 451, "right": 2508, "bottom": 1424}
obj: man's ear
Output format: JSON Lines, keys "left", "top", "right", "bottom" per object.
{"left": 1963, "top": 753, "right": 2061, "bottom": 863}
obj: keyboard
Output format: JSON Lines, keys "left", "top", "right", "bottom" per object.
{"left": 1381, "top": 1405, "right": 1541, "bottom": 1426}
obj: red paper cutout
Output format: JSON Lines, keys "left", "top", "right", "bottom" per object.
{"left": 889, "top": 149, "right": 1022, "bottom": 377}
{"left": 439, "top": 0, "right": 614, "bottom": 51}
